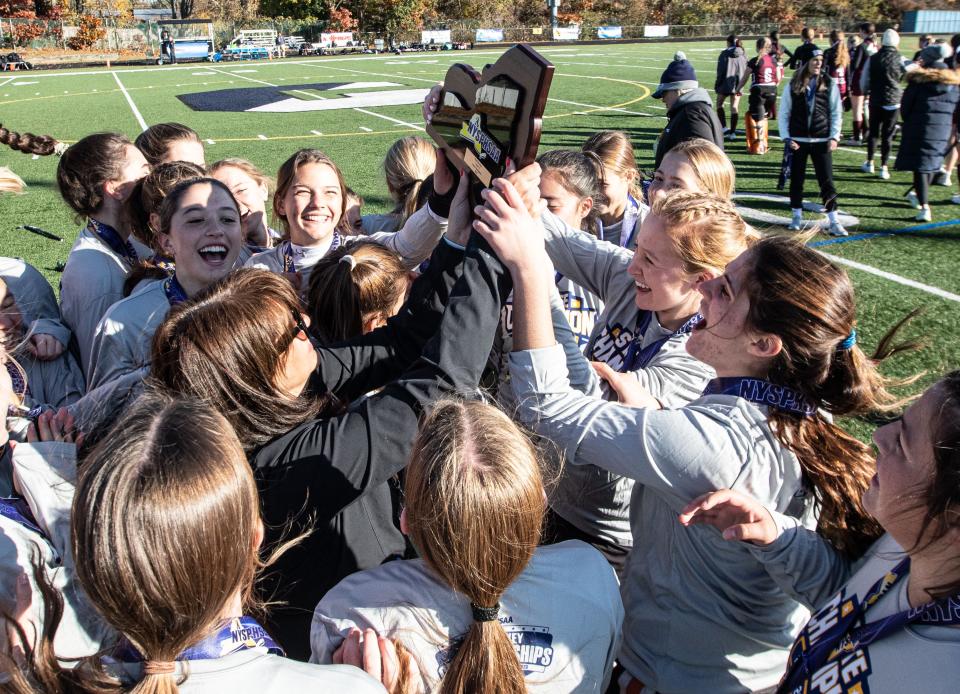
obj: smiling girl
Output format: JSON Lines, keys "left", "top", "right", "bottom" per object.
{"left": 581, "top": 130, "right": 646, "bottom": 249}
{"left": 246, "top": 148, "right": 451, "bottom": 290}
{"left": 86, "top": 177, "right": 243, "bottom": 395}
{"left": 209, "top": 158, "right": 277, "bottom": 250}
{"left": 481, "top": 184, "right": 913, "bottom": 690}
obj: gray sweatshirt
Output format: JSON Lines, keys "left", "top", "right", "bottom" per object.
{"left": 311, "top": 541, "right": 623, "bottom": 693}
{"left": 752, "top": 531, "right": 960, "bottom": 694}
{"left": 538, "top": 211, "right": 715, "bottom": 548}
{"left": 508, "top": 344, "right": 817, "bottom": 693}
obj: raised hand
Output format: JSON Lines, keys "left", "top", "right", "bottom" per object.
{"left": 678, "top": 489, "right": 779, "bottom": 545}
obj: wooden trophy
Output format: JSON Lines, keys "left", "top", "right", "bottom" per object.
{"left": 425, "top": 44, "right": 554, "bottom": 207}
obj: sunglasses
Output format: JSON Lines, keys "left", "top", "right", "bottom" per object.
{"left": 290, "top": 309, "right": 309, "bottom": 342}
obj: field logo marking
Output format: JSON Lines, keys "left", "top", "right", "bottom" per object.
{"left": 733, "top": 192, "right": 860, "bottom": 230}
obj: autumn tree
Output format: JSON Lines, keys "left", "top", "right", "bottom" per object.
{"left": 327, "top": 5, "right": 357, "bottom": 30}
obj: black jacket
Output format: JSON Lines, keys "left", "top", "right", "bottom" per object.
{"left": 788, "top": 42, "right": 819, "bottom": 70}
{"left": 655, "top": 88, "right": 724, "bottom": 167}
{"left": 253, "top": 235, "right": 512, "bottom": 659}
{"left": 895, "top": 67, "right": 960, "bottom": 173}
{"left": 715, "top": 46, "right": 747, "bottom": 95}
{"left": 867, "top": 46, "right": 905, "bottom": 107}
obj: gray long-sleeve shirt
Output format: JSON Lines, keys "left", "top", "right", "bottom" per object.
{"left": 509, "top": 344, "right": 817, "bottom": 693}
{"left": 538, "top": 211, "right": 715, "bottom": 547}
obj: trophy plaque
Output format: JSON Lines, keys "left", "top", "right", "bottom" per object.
{"left": 425, "top": 44, "right": 554, "bottom": 202}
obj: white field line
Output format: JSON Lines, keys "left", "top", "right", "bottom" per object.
{"left": 208, "top": 66, "right": 276, "bottom": 87}
{"left": 0, "top": 76, "right": 16, "bottom": 88}
{"left": 821, "top": 252, "right": 960, "bottom": 304}
{"left": 111, "top": 71, "right": 147, "bottom": 131}
{"left": 550, "top": 97, "right": 653, "bottom": 117}
{"left": 352, "top": 107, "right": 424, "bottom": 130}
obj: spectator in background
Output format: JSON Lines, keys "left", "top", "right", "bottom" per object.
{"left": 788, "top": 27, "right": 820, "bottom": 70}
{"left": 949, "top": 35, "right": 960, "bottom": 203}
{"left": 897, "top": 43, "right": 960, "bottom": 222}
{"left": 715, "top": 34, "right": 748, "bottom": 141}
{"left": 913, "top": 34, "right": 934, "bottom": 62}
{"left": 778, "top": 50, "right": 845, "bottom": 235}
{"left": 769, "top": 29, "right": 792, "bottom": 68}
{"left": 862, "top": 29, "right": 906, "bottom": 180}
{"left": 652, "top": 51, "right": 724, "bottom": 168}
{"left": 159, "top": 27, "right": 176, "bottom": 64}
{"left": 824, "top": 30, "right": 850, "bottom": 105}
{"left": 848, "top": 22, "right": 877, "bottom": 145}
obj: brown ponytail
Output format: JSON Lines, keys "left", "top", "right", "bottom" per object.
{"left": 0, "top": 124, "right": 63, "bottom": 157}
{"left": 305, "top": 241, "right": 408, "bottom": 343}
{"left": 405, "top": 400, "right": 547, "bottom": 694}
{"left": 743, "top": 236, "right": 919, "bottom": 557}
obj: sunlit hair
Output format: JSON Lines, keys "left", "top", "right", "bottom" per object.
{"left": 581, "top": 130, "right": 643, "bottom": 200}
{"left": 134, "top": 122, "right": 202, "bottom": 166}
{"left": 151, "top": 268, "right": 324, "bottom": 452}
{"left": 383, "top": 136, "right": 435, "bottom": 224}
{"left": 830, "top": 30, "right": 850, "bottom": 69}
{"left": 0, "top": 166, "right": 25, "bottom": 194}
{"left": 208, "top": 157, "right": 272, "bottom": 193}
{"left": 306, "top": 241, "right": 408, "bottom": 343}
{"left": 273, "top": 149, "right": 348, "bottom": 238}
{"left": 56, "top": 132, "right": 133, "bottom": 218}
{"left": 650, "top": 190, "right": 757, "bottom": 277}
{"left": 665, "top": 138, "right": 736, "bottom": 200}
{"left": 537, "top": 149, "right": 606, "bottom": 236}
{"left": 405, "top": 400, "right": 547, "bottom": 694}
{"left": 742, "top": 236, "right": 919, "bottom": 557}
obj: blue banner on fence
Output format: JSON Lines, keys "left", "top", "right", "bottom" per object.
{"left": 475, "top": 28, "right": 505, "bottom": 42}
{"left": 597, "top": 26, "right": 622, "bottom": 39}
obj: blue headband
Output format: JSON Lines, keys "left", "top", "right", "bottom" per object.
{"left": 838, "top": 329, "right": 857, "bottom": 351}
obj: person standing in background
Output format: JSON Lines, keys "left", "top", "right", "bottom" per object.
{"left": 715, "top": 34, "right": 748, "bottom": 141}
{"left": 862, "top": 29, "right": 906, "bottom": 180}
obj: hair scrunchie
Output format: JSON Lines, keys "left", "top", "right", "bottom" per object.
{"left": 339, "top": 254, "right": 357, "bottom": 271}
{"left": 470, "top": 602, "right": 500, "bottom": 622}
{"left": 838, "top": 328, "right": 857, "bottom": 351}
{"left": 143, "top": 660, "right": 176, "bottom": 675}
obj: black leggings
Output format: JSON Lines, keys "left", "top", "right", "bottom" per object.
{"left": 790, "top": 141, "right": 838, "bottom": 211}
{"left": 867, "top": 104, "right": 899, "bottom": 166}
{"left": 915, "top": 171, "right": 932, "bottom": 206}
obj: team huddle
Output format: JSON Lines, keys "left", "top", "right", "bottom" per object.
{"left": 1, "top": 27, "right": 960, "bottom": 694}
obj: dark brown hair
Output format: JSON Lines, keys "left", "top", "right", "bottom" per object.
{"left": 134, "top": 122, "right": 201, "bottom": 166}
{"left": 743, "top": 236, "right": 918, "bottom": 557}
{"left": 0, "top": 123, "right": 62, "bottom": 157}
{"left": 537, "top": 149, "right": 606, "bottom": 236}
{"left": 56, "top": 132, "right": 134, "bottom": 217}
{"left": 273, "top": 149, "right": 348, "bottom": 238}
{"left": 405, "top": 400, "right": 546, "bottom": 694}
{"left": 306, "top": 241, "right": 408, "bottom": 344}
{"left": 151, "top": 268, "right": 324, "bottom": 451}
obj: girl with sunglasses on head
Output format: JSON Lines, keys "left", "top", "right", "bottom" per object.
{"left": 3, "top": 393, "right": 385, "bottom": 693}
{"left": 680, "top": 371, "right": 960, "bottom": 694}
{"left": 150, "top": 167, "right": 526, "bottom": 659}
{"left": 477, "top": 182, "right": 915, "bottom": 692}
{"left": 246, "top": 148, "right": 454, "bottom": 292}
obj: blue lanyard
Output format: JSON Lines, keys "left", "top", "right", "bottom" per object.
{"left": 89, "top": 219, "right": 138, "bottom": 265}
{"left": 779, "top": 558, "right": 960, "bottom": 694}
{"left": 619, "top": 195, "right": 641, "bottom": 249}
{"left": 0, "top": 495, "right": 44, "bottom": 537}
{"left": 6, "top": 360, "right": 28, "bottom": 401}
{"left": 152, "top": 254, "right": 176, "bottom": 275}
{"left": 281, "top": 232, "right": 342, "bottom": 273}
{"left": 702, "top": 376, "right": 816, "bottom": 417}
{"left": 163, "top": 275, "right": 189, "bottom": 306}
{"left": 116, "top": 616, "right": 285, "bottom": 662}
{"left": 620, "top": 312, "right": 702, "bottom": 372}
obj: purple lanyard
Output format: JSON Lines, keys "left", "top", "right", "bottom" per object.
{"left": 116, "top": 616, "right": 285, "bottom": 662}
{"left": 163, "top": 275, "right": 189, "bottom": 306}
{"left": 702, "top": 376, "right": 817, "bottom": 417}
{"left": 620, "top": 312, "right": 702, "bottom": 373}
{"left": 89, "top": 219, "right": 138, "bottom": 265}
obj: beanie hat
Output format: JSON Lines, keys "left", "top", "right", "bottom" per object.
{"left": 920, "top": 43, "right": 952, "bottom": 68}
{"left": 653, "top": 51, "right": 698, "bottom": 99}
{"left": 881, "top": 29, "right": 899, "bottom": 48}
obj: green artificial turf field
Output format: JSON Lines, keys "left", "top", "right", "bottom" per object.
{"left": 0, "top": 40, "right": 957, "bottom": 436}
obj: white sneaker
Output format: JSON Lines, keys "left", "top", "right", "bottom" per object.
{"left": 827, "top": 221, "right": 848, "bottom": 236}
{"left": 951, "top": 194, "right": 960, "bottom": 204}
{"left": 725, "top": 132, "right": 737, "bottom": 142}
{"left": 879, "top": 166, "right": 890, "bottom": 180}
{"left": 906, "top": 191, "right": 920, "bottom": 209}
{"left": 915, "top": 207, "right": 932, "bottom": 222}
{"left": 933, "top": 169, "right": 951, "bottom": 186}
{"left": 861, "top": 161, "right": 874, "bottom": 174}
{"left": 788, "top": 214, "right": 803, "bottom": 231}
